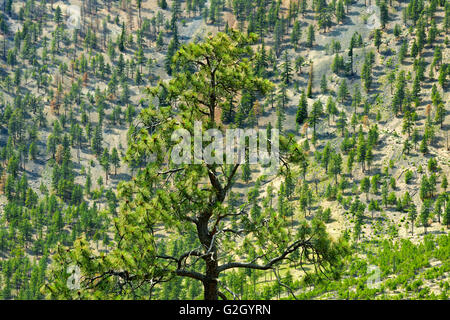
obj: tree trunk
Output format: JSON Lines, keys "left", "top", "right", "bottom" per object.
{"left": 203, "top": 274, "right": 219, "bottom": 300}
{"left": 197, "top": 214, "right": 219, "bottom": 300}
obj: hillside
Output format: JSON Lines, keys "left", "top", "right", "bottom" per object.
{"left": 0, "top": 0, "right": 448, "bottom": 300}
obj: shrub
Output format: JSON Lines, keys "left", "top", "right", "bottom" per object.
{"left": 405, "top": 170, "right": 413, "bottom": 184}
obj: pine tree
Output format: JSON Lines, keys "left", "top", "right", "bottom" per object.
{"left": 45, "top": 32, "right": 344, "bottom": 301}
{"left": 54, "top": 6, "right": 63, "bottom": 26}
{"left": 91, "top": 125, "right": 103, "bottom": 157}
{"left": 291, "top": 21, "right": 302, "bottom": 50}
{"left": 428, "top": 19, "right": 438, "bottom": 46}
{"left": 374, "top": 29, "right": 382, "bottom": 52}
{"left": 348, "top": 38, "right": 354, "bottom": 75}
{"left": 110, "top": 148, "right": 120, "bottom": 175}
{"left": 331, "top": 53, "right": 343, "bottom": 75}
{"left": 337, "top": 79, "right": 349, "bottom": 103}
{"left": 356, "top": 134, "right": 366, "bottom": 172}
{"left": 325, "top": 97, "right": 336, "bottom": 125}
{"left": 411, "top": 129, "right": 419, "bottom": 150}
{"left": 101, "top": 148, "right": 110, "bottom": 183}
{"left": 354, "top": 212, "right": 363, "bottom": 242}
{"left": 277, "top": 82, "right": 289, "bottom": 109}
{"left": 310, "top": 99, "right": 323, "bottom": 142}
{"left": 432, "top": 46, "right": 443, "bottom": 70}
{"left": 322, "top": 143, "right": 331, "bottom": 173}
{"left": 398, "top": 41, "right": 407, "bottom": 64}
{"left": 300, "top": 0, "right": 307, "bottom": 16}
{"left": 441, "top": 175, "right": 448, "bottom": 191}
{"left": 444, "top": 203, "right": 450, "bottom": 229}
{"left": 156, "top": 31, "right": 164, "bottom": 49}
{"left": 336, "top": 111, "right": 347, "bottom": 136}
{"left": 394, "top": 24, "right": 401, "bottom": 38}
{"left": 435, "top": 195, "right": 445, "bottom": 224}
{"left": 47, "top": 134, "right": 57, "bottom": 159}
{"left": 29, "top": 142, "right": 38, "bottom": 161}
{"left": 280, "top": 51, "right": 292, "bottom": 85}
{"left": 420, "top": 200, "right": 431, "bottom": 234}
{"left": 361, "top": 177, "right": 370, "bottom": 201}
{"left": 241, "top": 161, "right": 251, "bottom": 183}
{"left": 119, "top": 23, "right": 126, "bottom": 52}
{"left": 392, "top": 71, "right": 406, "bottom": 115}
{"left": 365, "top": 146, "right": 373, "bottom": 173}
{"left": 336, "top": 0, "right": 345, "bottom": 23}
{"left": 329, "top": 153, "right": 342, "bottom": 183}
{"left": 318, "top": 7, "right": 333, "bottom": 32}
{"left": 158, "top": 0, "right": 168, "bottom": 10}
{"left": 295, "top": 56, "right": 305, "bottom": 74}
{"left": 379, "top": 2, "right": 388, "bottom": 29}
{"left": 85, "top": 169, "right": 92, "bottom": 196}
{"left": 419, "top": 137, "right": 428, "bottom": 154}
{"left": 408, "top": 203, "right": 417, "bottom": 235}
{"left": 403, "top": 139, "right": 412, "bottom": 155}
{"left": 306, "top": 62, "right": 313, "bottom": 97}
{"left": 320, "top": 74, "right": 327, "bottom": 93}
{"left": 274, "top": 20, "right": 283, "bottom": 57}
{"left": 435, "top": 103, "right": 445, "bottom": 129}
{"left": 402, "top": 111, "right": 413, "bottom": 137}
{"left": 306, "top": 24, "right": 315, "bottom": 48}
{"left": 165, "top": 38, "right": 178, "bottom": 75}
{"left": 0, "top": 15, "right": 8, "bottom": 58}
{"left": 361, "top": 59, "right": 372, "bottom": 93}
{"left": 418, "top": 170, "right": 427, "bottom": 194}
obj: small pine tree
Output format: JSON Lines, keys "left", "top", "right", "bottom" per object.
{"left": 419, "top": 137, "right": 428, "bottom": 154}
{"left": 374, "top": 29, "right": 382, "bottom": 52}
{"left": 420, "top": 200, "right": 431, "bottom": 234}
{"left": 101, "top": 148, "right": 110, "bottom": 183}
{"left": 306, "top": 24, "right": 315, "bottom": 48}
{"left": 241, "top": 161, "right": 251, "bottom": 183}
{"left": 320, "top": 74, "right": 327, "bottom": 93}
{"left": 296, "top": 90, "right": 308, "bottom": 125}
{"left": 444, "top": 203, "right": 450, "bottom": 229}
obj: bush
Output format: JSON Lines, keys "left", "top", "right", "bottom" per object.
{"left": 387, "top": 192, "right": 397, "bottom": 205}
{"left": 319, "top": 208, "right": 332, "bottom": 223}
{"left": 405, "top": 170, "right": 413, "bottom": 184}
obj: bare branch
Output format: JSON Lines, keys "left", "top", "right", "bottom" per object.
{"left": 218, "top": 239, "right": 311, "bottom": 272}
{"left": 273, "top": 268, "right": 298, "bottom": 300}
{"left": 158, "top": 168, "right": 184, "bottom": 175}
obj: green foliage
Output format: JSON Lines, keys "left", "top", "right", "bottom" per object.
{"left": 0, "top": 0, "right": 446, "bottom": 302}
{"left": 296, "top": 90, "right": 308, "bottom": 125}
{"left": 45, "top": 32, "right": 347, "bottom": 300}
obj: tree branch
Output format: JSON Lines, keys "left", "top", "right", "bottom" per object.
{"left": 218, "top": 239, "right": 311, "bottom": 272}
